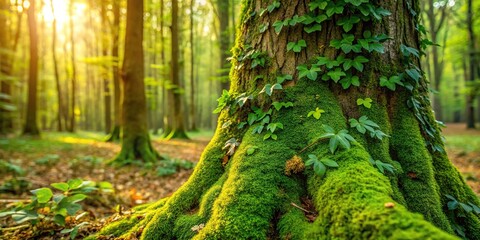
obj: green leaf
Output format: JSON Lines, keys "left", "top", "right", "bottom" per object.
{"left": 259, "top": 23, "right": 269, "bottom": 33}
{"left": 273, "top": 20, "right": 285, "bottom": 34}
{"left": 307, "top": 108, "right": 325, "bottom": 120}
{"left": 51, "top": 183, "right": 69, "bottom": 192}
{"left": 327, "top": 68, "right": 346, "bottom": 82}
{"left": 320, "top": 158, "right": 339, "bottom": 167}
{"left": 67, "top": 179, "right": 83, "bottom": 190}
{"left": 309, "top": 0, "right": 328, "bottom": 11}
{"left": 448, "top": 200, "right": 459, "bottom": 210}
{"left": 406, "top": 68, "right": 421, "bottom": 82}
{"left": 32, "top": 188, "right": 53, "bottom": 203}
{"left": 357, "top": 98, "right": 372, "bottom": 108}
{"left": 304, "top": 24, "right": 322, "bottom": 33}
{"left": 67, "top": 194, "right": 88, "bottom": 203}
{"left": 305, "top": 154, "right": 318, "bottom": 166}
{"left": 246, "top": 146, "right": 259, "bottom": 155}
{"left": 313, "top": 161, "right": 327, "bottom": 177}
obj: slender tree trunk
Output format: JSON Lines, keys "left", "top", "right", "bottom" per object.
{"left": 466, "top": 0, "right": 476, "bottom": 129}
{"left": 22, "top": 0, "right": 40, "bottom": 136}
{"left": 106, "top": 0, "right": 121, "bottom": 141}
{"left": 50, "top": 0, "right": 63, "bottom": 131}
{"left": 189, "top": 0, "right": 197, "bottom": 131}
{"left": 67, "top": 0, "right": 77, "bottom": 132}
{"left": 111, "top": 0, "right": 160, "bottom": 165}
{"left": 164, "top": 0, "right": 188, "bottom": 139}
{"left": 101, "top": 0, "right": 112, "bottom": 134}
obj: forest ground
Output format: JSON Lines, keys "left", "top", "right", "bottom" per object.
{"left": 0, "top": 124, "right": 478, "bottom": 239}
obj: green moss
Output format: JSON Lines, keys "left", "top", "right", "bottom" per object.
{"left": 305, "top": 147, "right": 456, "bottom": 239}
{"left": 390, "top": 92, "right": 453, "bottom": 233}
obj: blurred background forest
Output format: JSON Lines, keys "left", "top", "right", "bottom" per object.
{"left": 0, "top": 0, "right": 479, "bottom": 134}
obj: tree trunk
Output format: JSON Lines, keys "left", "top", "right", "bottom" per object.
{"left": 67, "top": 0, "right": 77, "bottom": 132}
{"left": 23, "top": 0, "right": 40, "bottom": 136}
{"left": 466, "top": 0, "right": 476, "bottom": 129}
{"left": 94, "top": 0, "right": 480, "bottom": 239}
{"left": 110, "top": 0, "right": 160, "bottom": 165}
{"left": 50, "top": 0, "right": 63, "bottom": 131}
{"left": 0, "top": 0, "right": 11, "bottom": 134}
{"left": 101, "top": 0, "right": 112, "bottom": 134}
{"left": 189, "top": 0, "right": 197, "bottom": 131}
{"left": 218, "top": 0, "right": 230, "bottom": 91}
{"left": 106, "top": 0, "right": 122, "bottom": 141}
{"left": 164, "top": 0, "right": 189, "bottom": 139}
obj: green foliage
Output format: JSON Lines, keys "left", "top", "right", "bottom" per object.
{"left": 156, "top": 158, "right": 196, "bottom": 177}
{"left": 305, "top": 154, "right": 339, "bottom": 177}
{"left": 276, "top": 74, "right": 293, "bottom": 84}
{"left": 214, "top": 90, "right": 233, "bottom": 114}
{"left": 307, "top": 107, "right": 325, "bottom": 119}
{"left": 0, "top": 159, "right": 25, "bottom": 176}
{"left": 272, "top": 101, "right": 293, "bottom": 111}
{"left": 260, "top": 83, "right": 282, "bottom": 96}
{"left": 297, "top": 64, "right": 321, "bottom": 81}
{"left": 319, "top": 125, "right": 356, "bottom": 154}
{"left": 369, "top": 158, "right": 395, "bottom": 174}
{"left": 356, "top": 97, "right": 373, "bottom": 108}
{"left": 35, "top": 154, "right": 60, "bottom": 166}
{"left": 349, "top": 116, "right": 388, "bottom": 140}
{"left": 445, "top": 194, "right": 480, "bottom": 238}
{"left": 0, "top": 93, "right": 16, "bottom": 112}
{"left": 246, "top": 146, "right": 259, "bottom": 155}
{"left": 380, "top": 75, "right": 403, "bottom": 91}
{"left": 287, "top": 40, "right": 307, "bottom": 53}
{"left": 337, "top": 16, "right": 360, "bottom": 32}
{"left": 0, "top": 179, "right": 113, "bottom": 239}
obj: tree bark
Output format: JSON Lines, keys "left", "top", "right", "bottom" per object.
{"left": 466, "top": 0, "right": 476, "bottom": 129}
{"left": 101, "top": 0, "right": 112, "bottom": 134}
{"left": 106, "top": 0, "right": 122, "bottom": 141}
{"left": 110, "top": 0, "right": 160, "bottom": 165}
{"left": 67, "top": 0, "right": 77, "bottom": 132}
{"left": 50, "top": 0, "right": 63, "bottom": 131}
{"left": 94, "top": 0, "right": 480, "bottom": 239}
{"left": 22, "top": 0, "right": 40, "bottom": 136}
{"left": 164, "top": 0, "right": 189, "bottom": 139}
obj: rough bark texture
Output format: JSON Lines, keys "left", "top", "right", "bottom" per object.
{"left": 111, "top": 0, "right": 159, "bottom": 165}
{"left": 23, "top": 0, "right": 40, "bottom": 136}
{"left": 93, "top": 0, "right": 480, "bottom": 239}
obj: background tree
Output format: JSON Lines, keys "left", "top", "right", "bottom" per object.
{"left": 466, "top": 0, "right": 478, "bottom": 129}
{"left": 112, "top": 0, "right": 159, "bottom": 165}
{"left": 93, "top": 0, "right": 480, "bottom": 239}
{"left": 23, "top": 0, "right": 40, "bottom": 136}
{"left": 106, "top": 0, "right": 122, "bottom": 142}
{"left": 217, "top": 0, "right": 230, "bottom": 91}
{"left": 164, "top": 0, "right": 189, "bottom": 139}
{"left": 50, "top": 0, "right": 63, "bottom": 131}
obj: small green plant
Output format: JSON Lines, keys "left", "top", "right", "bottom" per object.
{"left": 307, "top": 108, "right": 326, "bottom": 119}
{"left": 0, "top": 179, "right": 113, "bottom": 239}
{"left": 356, "top": 97, "right": 372, "bottom": 108}
{"left": 319, "top": 125, "right": 356, "bottom": 154}
{"left": 349, "top": 116, "right": 388, "bottom": 140}
{"left": 369, "top": 158, "right": 395, "bottom": 174}
{"left": 0, "top": 160, "right": 30, "bottom": 194}
{"left": 380, "top": 75, "right": 403, "bottom": 91}
{"left": 305, "top": 154, "right": 339, "bottom": 177}
{"left": 445, "top": 194, "right": 480, "bottom": 238}
{"left": 35, "top": 154, "right": 60, "bottom": 166}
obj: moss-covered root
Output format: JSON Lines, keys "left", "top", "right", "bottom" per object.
{"left": 163, "top": 129, "right": 189, "bottom": 140}
{"left": 306, "top": 147, "right": 458, "bottom": 240}
{"left": 109, "top": 134, "right": 160, "bottom": 165}
{"left": 105, "top": 125, "right": 121, "bottom": 142}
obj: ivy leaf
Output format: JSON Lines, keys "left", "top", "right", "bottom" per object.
{"left": 309, "top": 0, "right": 328, "bottom": 11}
{"left": 320, "top": 158, "right": 339, "bottom": 168}
{"left": 352, "top": 56, "right": 369, "bottom": 72}
{"left": 297, "top": 65, "right": 321, "bottom": 81}
{"left": 327, "top": 68, "right": 346, "bottom": 82}
{"left": 400, "top": 44, "right": 420, "bottom": 58}
{"left": 405, "top": 68, "right": 421, "bottom": 82}
{"left": 340, "top": 75, "right": 360, "bottom": 89}
{"left": 259, "top": 23, "right": 269, "bottom": 33}
{"left": 326, "top": 5, "right": 344, "bottom": 17}
{"left": 287, "top": 40, "right": 307, "bottom": 53}
{"left": 31, "top": 188, "right": 53, "bottom": 203}
{"left": 273, "top": 20, "right": 287, "bottom": 34}
{"left": 337, "top": 16, "right": 360, "bottom": 32}
{"left": 51, "top": 183, "right": 69, "bottom": 192}
{"left": 345, "top": 0, "right": 369, "bottom": 7}
{"left": 276, "top": 74, "right": 293, "bottom": 84}
{"left": 260, "top": 83, "right": 283, "bottom": 96}
{"left": 307, "top": 107, "right": 326, "bottom": 119}
{"left": 304, "top": 24, "right": 322, "bottom": 33}
{"left": 357, "top": 98, "right": 373, "bottom": 108}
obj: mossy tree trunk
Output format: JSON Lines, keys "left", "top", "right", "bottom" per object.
{"left": 111, "top": 0, "right": 160, "bottom": 165}
{"left": 95, "top": 0, "right": 480, "bottom": 239}
{"left": 23, "top": 0, "right": 40, "bottom": 136}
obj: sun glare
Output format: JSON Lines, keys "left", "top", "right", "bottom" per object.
{"left": 41, "top": 0, "right": 86, "bottom": 29}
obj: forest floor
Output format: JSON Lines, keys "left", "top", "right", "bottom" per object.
{"left": 0, "top": 123, "right": 479, "bottom": 239}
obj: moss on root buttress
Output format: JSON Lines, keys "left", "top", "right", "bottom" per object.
{"left": 89, "top": 80, "right": 477, "bottom": 239}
